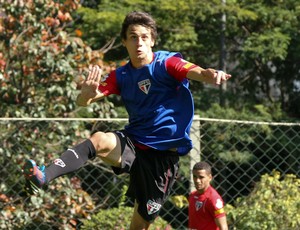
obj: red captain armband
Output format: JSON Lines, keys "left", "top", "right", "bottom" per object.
{"left": 215, "top": 208, "right": 225, "bottom": 216}
{"left": 165, "top": 56, "right": 197, "bottom": 81}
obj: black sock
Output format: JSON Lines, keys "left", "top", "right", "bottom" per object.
{"left": 44, "top": 139, "right": 96, "bottom": 183}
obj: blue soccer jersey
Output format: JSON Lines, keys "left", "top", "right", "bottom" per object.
{"left": 99, "top": 51, "right": 195, "bottom": 155}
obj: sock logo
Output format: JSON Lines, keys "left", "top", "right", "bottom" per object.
{"left": 68, "top": 148, "right": 79, "bottom": 159}
{"left": 54, "top": 158, "right": 66, "bottom": 168}
{"left": 146, "top": 200, "right": 161, "bottom": 215}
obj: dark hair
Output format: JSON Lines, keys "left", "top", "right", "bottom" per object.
{"left": 120, "top": 11, "right": 157, "bottom": 40}
{"left": 193, "top": 161, "right": 212, "bottom": 175}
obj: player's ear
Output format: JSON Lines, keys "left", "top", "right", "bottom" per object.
{"left": 122, "top": 39, "right": 126, "bottom": 47}
{"left": 151, "top": 39, "right": 155, "bottom": 47}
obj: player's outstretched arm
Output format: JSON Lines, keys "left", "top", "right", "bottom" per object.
{"left": 186, "top": 66, "right": 231, "bottom": 85}
{"left": 76, "top": 65, "right": 106, "bottom": 106}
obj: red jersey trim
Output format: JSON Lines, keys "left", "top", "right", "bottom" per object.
{"left": 165, "top": 56, "right": 197, "bottom": 81}
{"left": 98, "top": 55, "right": 197, "bottom": 95}
{"left": 98, "top": 70, "right": 120, "bottom": 96}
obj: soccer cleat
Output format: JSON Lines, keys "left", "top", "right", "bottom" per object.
{"left": 23, "top": 159, "right": 46, "bottom": 194}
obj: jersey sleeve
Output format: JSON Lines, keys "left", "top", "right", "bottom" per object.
{"left": 98, "top": 70, "right": 120, "bottom": 96}
{"left": 165, "top": 56, "right": 197, "bottom": 82}
{"left": 209, "top": 194, "right": 226, "bottom": 219}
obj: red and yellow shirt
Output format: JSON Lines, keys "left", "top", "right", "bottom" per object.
{"left": 188, "top": 186, "right": 226, "bottom": 230}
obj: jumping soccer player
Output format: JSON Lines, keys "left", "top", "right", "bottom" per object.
{"left": 23, "top": 11, "right": 231, "bottom": 230}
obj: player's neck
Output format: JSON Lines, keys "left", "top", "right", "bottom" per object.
{"left": 130, "top": 52, "right": 154, "bottom": 69}
{"left": 197, "top": 185, "right": 210, "bottom": 194}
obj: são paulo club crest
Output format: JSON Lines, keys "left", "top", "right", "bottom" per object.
{"left": 138, "top": 79, "right": 151, "bottom": 94}
{"left": 146, "top": 200, "right": 162, "bottom": 215}
{"left": 195, "top": 201, "right": 203, "bottom": 211}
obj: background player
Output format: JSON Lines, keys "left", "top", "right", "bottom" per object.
{"left": 188, "top": 161, "right": 228, "bottom": 230}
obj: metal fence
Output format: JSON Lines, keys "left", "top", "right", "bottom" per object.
{"left": 0, "top": 117, "right": 299, "bottom": 229}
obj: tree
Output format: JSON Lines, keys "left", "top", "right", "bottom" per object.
{"left": 224, "top": 0, "right": 300, "bottom": 117}
{"left": 77, "top": 0, "right": 300, "bottom": 118}
{"left": 0, "top": 0, "right": 116, "bottom": 118}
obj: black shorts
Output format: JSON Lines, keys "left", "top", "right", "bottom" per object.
{"left": 112, "top": 130, "right": 180, "bottom": 222}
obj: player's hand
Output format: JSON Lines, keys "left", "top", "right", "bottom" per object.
{"left": 81, "top": 65, "right": 102, "bottom": 99}
{"left": 214, "top": 70, "right": 231, "bottom": 85}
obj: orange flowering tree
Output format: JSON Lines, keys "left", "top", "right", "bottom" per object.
{"left": 0, "top": 0, "right": 116, "bottom": 118}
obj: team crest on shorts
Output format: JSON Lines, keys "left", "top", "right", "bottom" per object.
{"left": 146, "top": 200, "right": 162, "bottom": 215}
{"left": 138, "top": 79, "right": 151, "bottom": 94}
{"left": 195, "top": 201, "right": 203, "bottom": 211}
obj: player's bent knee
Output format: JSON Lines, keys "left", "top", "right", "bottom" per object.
{"left": 89, "top": 131, "right": 121, "bottom": 167}
{"left": 89, "top": 131, "right": 118, "bottom": 153}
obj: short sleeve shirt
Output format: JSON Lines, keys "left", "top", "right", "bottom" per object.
{"left": 188, "top": 186, "right": 226, "bottom": 230}
{"left": 98, "top": 50, "right": 197, "bottom": 155}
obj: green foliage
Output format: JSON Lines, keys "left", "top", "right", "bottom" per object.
{"left": 243, "top": 30, "right": 290, "bottom": 63}
{"left": 202, "top": 102, "right": 287, "bottom": 121}
{"left": 81, "top": 185, "right": 172, "bottom": 229}
{"left": 0, "top": 118, "right": 131, "bottom": 229}
{"left": 228, "top": 0, "right": 300, "bottom": 113}
{"left": 1, "top": 175, "right": 95, "bottom": 229}
{"left": 0, "top": 119, "right": 95, "bottom": 229}
{"left": 198, "top": 103, "right": 292, "bottom": 164}
{"left": 77, "top": 0, "right": 218, "bottom": 61}
{"left": 169, "top": 195, "right": 188, "bottom": 209}
{"left": 226, "top": 171, "right": 300, "bottom": 229}
{"left": 0, "top": 0, "right": 116, "bottom": 118}
{"left": 218, "top": 150, "right": 254, "bottom": 164}
{"left": 81, "top": 206, "right": 133, "bottom": 230}
{"left": 77, "top": 7, "right": 125, "bottom": 47}
{"left": 0, "top": 1, "right": 77, "bottom": 117}
{"left": 81, "top": 206, "right": 172, "bottom": 230}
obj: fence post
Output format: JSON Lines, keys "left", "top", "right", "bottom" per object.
{"left": 189, "top": 115, "right": 201, "bottom": 193}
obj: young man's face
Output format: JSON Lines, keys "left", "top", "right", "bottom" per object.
{"left": 122, "top": 24, "right": 155, "bottom": 67}
{"left": 192, "top": 169, "right": 212, "bottom": 194}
